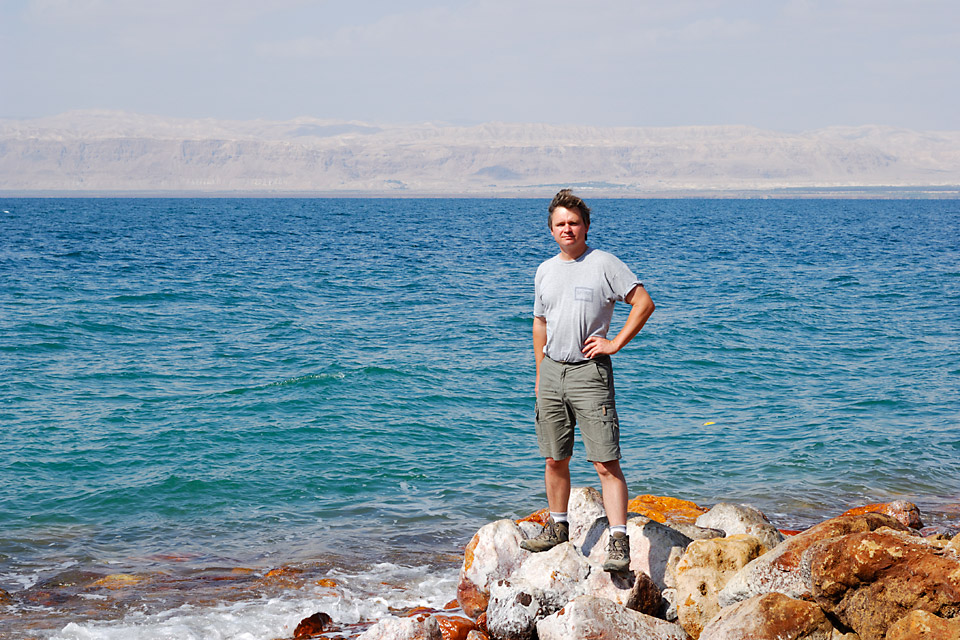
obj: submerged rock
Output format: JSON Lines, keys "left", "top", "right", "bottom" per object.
{"left": 536, "top": 594, "right": 690, "bottom": 640}
{"left": 357, "top": 615, "right": 443, "bottom": 640}
{"left": 699, "top": 592, "right": 833, "bottom": 640}
{"left": 294, "top": 612, "right": 333, "bottom": 638}
{"left": 810, "top": 528, "right": 960, "bottom": 640}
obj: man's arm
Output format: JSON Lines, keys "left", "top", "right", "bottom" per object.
{"left": 533, "top": 315, "right": 547, "bottom": 394}
{"left": 581, "top": 285, "right": 655, "bottom": 359}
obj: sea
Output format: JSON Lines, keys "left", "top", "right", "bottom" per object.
{"left": 1, "top": 197, "right": 959, "bottom": 639}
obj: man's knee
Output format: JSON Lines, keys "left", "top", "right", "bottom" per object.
{"left": 546, "top": 457, "right": 571, "bottom": 473}
{"left": 593, "top": 459, "right": 623, "bottom": 479}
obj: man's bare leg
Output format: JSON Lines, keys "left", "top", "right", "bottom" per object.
{"left": 593, "top": 459, "right": 628, "bottom": 527}
{"left": 545, "top": 457, "right": 571, "bottom": 514}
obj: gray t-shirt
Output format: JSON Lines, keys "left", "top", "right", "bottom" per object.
{"left": 534, "top": 247, "right": 641, "bottom": 363}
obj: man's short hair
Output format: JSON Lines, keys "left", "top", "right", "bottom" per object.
{"left": 548, "top": 189, "right": 591, "bottom": 228}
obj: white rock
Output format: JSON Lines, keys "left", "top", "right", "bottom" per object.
{"left": 486, "top": 580, "right": 548, "bottom": 640}
{"left": 583, "top": 516, "right": 693, "bottom": 590}
{"left": 567, "top": 486, "right": 608, "bottom": 547}
{"left": 457, "top": 519, "right": 529, "bottom": 617}
{"left": 356, "top": 615, "right": 442, "bottom": 640}
{"left": 536, "top": 594, "right": 690, "bottom": 640}
{"left": 695, "top": 503, "right": 785, "bottom": 550}
{"left": 511, "top": 542, "right": 591, "bottom": 605}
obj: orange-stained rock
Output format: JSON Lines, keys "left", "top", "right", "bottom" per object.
{"left": 465, "top": 631, "right": 489, "bottom": 640}
{"left": 0, "top": 588, "right": 12, "bottom": 605}
{"left": 810, "top": 529, "right": 960, "bottom": 640}
{"left": 717, "top": 513, "right": 910, "bottom": 607}
{"left": 699, "top": 592, "right": 832, "bottom": 640}
{"left": 91, "top": 573, "right": 147, "bottom": 589}
{"left": 434, "top": 614, "right": 477, "bottom": 640}
{"left": 886, "top": 609, "right": 960, "bottom": 640}
{"left": 842, "top": 501, "right": 924, "bottom": 529}
{"left": 316, "top": 578, "right": 338, "bottom": 588}
{"left": 443, "top": 599, "right": 459, "bottom": 610}
{"left": 457, "top": 520, "right": 528, "bottom": 619}
{"left": 294, "top": 612, "right": 333, "bottom": 639}
{"left": 516, "top": 509, "right": 550, "bottom": 527}
{"left": 266, "top": 566, "right": 303, "bottom": 578}
{"left": 628, "top": 495, "right": 708, "bottom": 525}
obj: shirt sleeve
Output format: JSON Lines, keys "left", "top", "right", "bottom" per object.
{"left": 606, "top": 255, "right": 642, "bottom": 301}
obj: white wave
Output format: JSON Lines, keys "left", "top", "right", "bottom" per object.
{"left": 50, "top": 562, "right": 459, "bottom": 640}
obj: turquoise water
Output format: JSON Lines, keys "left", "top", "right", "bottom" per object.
{"left": 1, "top": 197, "right": 959, "bottom": 637}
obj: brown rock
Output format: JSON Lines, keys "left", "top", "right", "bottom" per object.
{"left": 674, "top": 534, "right": 767, "bottom": 639}
{"left": 886, "top": 610, "right": 960, "bottom": 640}
{"left": 810, "top": 529, "right": 960, "bottom": 640}
{"left": 434, "top": 614, "right": 477, "bottom": 640}
{"left": 718, "top": 513, "right": 909, "bottom": 606}
{"left": 841, "top": 501, "right": 924, "bottom": 529}
{"left": 0, "top": 588, "right": 12, "bottom": 605}
{"left": 294, "top": 612, "right": 333, "bottom": 639}
{"left": 699, "top": 592, "right": 833, "bottom": 640}
{"left": 629, "top": 495, "right": 708, "bottom": 525}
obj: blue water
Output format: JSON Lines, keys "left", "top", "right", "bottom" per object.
{"left": 2, "top": 197, "right": 959, "bottom": 636}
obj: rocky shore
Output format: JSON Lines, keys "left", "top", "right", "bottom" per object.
{"left": 345, "top": 490, "right": 960, "bottom": 640}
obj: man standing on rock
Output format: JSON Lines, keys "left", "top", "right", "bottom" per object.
{"left": 521, "top": 189, "right": 655, "bottom": 573}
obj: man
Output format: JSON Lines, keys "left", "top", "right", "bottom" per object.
{"left": 521, "top": 189, "right": 655, "bottom": 573}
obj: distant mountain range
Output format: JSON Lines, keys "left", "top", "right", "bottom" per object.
{"left": 2, "top": 111, "right": 959, "bottom": 196}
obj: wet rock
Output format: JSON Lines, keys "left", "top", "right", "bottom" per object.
{"left": 357, "top": 615, "right": 443, "bottom": 640}
{"left": 810, "top": 528, "right": 960, "bottom": 640}
{"left": 919, "top": 524, "right": 960, "bottom": 539}
{"left": 457, "top": 519, "right": 529, "bottom": 618}
{"left": 434, "top": 614, "right": 477, "bottom": 640}
{"left": 841, "top": 500, "right": 923, "bottom": 529}
{"left": 886, "top": 609, "right": 960, "bottom": 640}
{"left": 695, "top": 502, "right": 785, "bottom": 550}
{"left": 718, "top": 513, "right": 908, "bottom": 606}
{"left": 294, "top": 612, "right": 333, "bottom": 638}
{"left": 0, "top": 588, "right": 13, "bottom": 605}
{"left": 465, "top": 631, "right": 490, "bottom": 640}
{"left": 536, "top": 594, "right": 691, "bottom": 640}
{"left": 674, "top": 534, "right": 767, "bottom": 639}
{"left": 582, "top": 516, "right": 693, "bottom": 590}
{"left": 699, "top": 592, "right": 833, "bottom": 640}
{"left": 628, "top": 494, "right": 708, "bottom": 525}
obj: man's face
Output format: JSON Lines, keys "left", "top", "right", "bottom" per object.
{"left": 550, "top": 206, "right": 589, "bottom": 256}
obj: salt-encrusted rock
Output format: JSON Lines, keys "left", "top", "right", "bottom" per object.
{"left": 486, "top": 581, "right": 548, "bottom": 640}
{"left": 841, "top": 500, "right": 923, "bottom": 529}
{"left": 581, "top": 560, "right": 663, "bottom": 616}
{"left": 536, "top": 594, "right": 691, "bottom": 640}
{"left": 810, "top": 528, "right": 960, "bottom": 640}
{"left": 510, "top": 542, "right": 590, "bottom": 609}
{"left": 886, "top": 609, "right": 960, "bottom": 640}
{"left": 695, "top": 503, "right": 785, "bottom": 550}
{"left": 583, "top": 516, "right": 693, "bottom": 590}
{"left": 357, "top": 615, "right": 443, "bottom": 640}
{"left": 674, "top": 534, "right": 767, "bottom": 639}
{"left": 465, "top": 631, "right": 490, "bottom": 640}
{"left": 662, "top": 588, "right": 680, "bottom": 621}
{"left": 628, "top": 495, "right": 708, "bottom": 525}
{"left": 717, "top": 513, "right": 908, "bottom": 607}
{"left": 699, "top": 592, "right": 833, "bottom": 640}
{"left": 457, "top": 520, "right": 529, "bottom": 618}
{"left": 567, "top": 487, "right": 608, "bottom": 546}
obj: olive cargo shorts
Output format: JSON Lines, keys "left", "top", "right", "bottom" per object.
{"left": 535, "top": 355, "right": 620, "bottom": 462}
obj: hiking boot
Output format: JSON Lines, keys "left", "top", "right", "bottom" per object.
{"left": 603, "top": 531, "right": 630, "bottom": 572}
{"left": 519, "top": 518, "right": 569, "bottom": 552}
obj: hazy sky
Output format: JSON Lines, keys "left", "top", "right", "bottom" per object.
{"left": 2, "top": 0, "right": 958, "bottom": 130}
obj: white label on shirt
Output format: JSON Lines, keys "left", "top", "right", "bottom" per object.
{"left": 575, "top": 287, "right": 594, "bottom": 302}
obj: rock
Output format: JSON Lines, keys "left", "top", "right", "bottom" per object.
{"left": 567, "top": 487, "right": 608, "bottom": 546}
{"left": 295, "top": 612, "right": 333, "bottom": 638}
{"left": 357, "top": 615, "right": 443, "bottom": 640}
{"left": 718, "top": 513, "right": 909, "bottom": 606}
{"left": 457, "top": 520, "right": 529, "bottom": 618}
{"left": 841, "top": 501, "right": 923, "bottom": 529}
{"left": 699, "top": 592, "right": 833, "bottom": 640}
{"left": 674, "top": 534, "right": 768, "bottom": 639}
{"left": 583, "top": 515, "right": 693, "bottom": 590}
{"left": 581, "top": 561, "right": 663, "bottom": 616}
{"left": 434, "top": 614, "right": 477, "bottom": 640}
{"left": 886, "top": 609, "right": 960, "bottom": 640}
{"left": 510, "top": 542, "right": 591, "bottom": 609}
{"left": 695, "top": 503, "right": 785, "bottom": 550}
{"left": 667, "top": 522, "right": 726, "bottom": 542}
{"left": 536, "top": 594, "right": 691, "bottom": 640}
{"left": 465, "top": 631, "right": 490, "bottom": 640}
{"left": 0, "top": 588, "right": 13, "bottom": 605}
{"left": 628, "top": 495, "right": 708, "bottom": 524}
{"left": 810, "top": 528, "right": 960, "bottom": 640}
{"left": 919, "top": 524, "right": 960, "bottom": 539}
{"left": 485, "top": 581, "right": 548, "bottom": 640}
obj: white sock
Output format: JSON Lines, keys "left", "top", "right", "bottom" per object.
{"left": 550, "top": 511, "right": 568, "bottom": 523}
{"left": 609, "top": 525, "right": 627, "bottom": 536}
